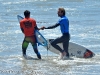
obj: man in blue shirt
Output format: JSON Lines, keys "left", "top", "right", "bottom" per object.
{"left": 42, "top": 8, "right": 70, "bottom": 59}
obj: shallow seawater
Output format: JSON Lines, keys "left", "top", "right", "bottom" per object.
{"left": 0, "top": 0, "right": 100, "bottom": 75}
{"left": 0, "top": 55, "right": 100, "bottom": 75}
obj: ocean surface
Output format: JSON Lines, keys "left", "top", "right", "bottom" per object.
{"left": 0, "top": 0, "right": 100, "bottom": 75}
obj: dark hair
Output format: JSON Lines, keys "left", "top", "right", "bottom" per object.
{"left": 58, "top": 8, "right": 66, "bottom": 16}
{"left": 24, "top": 10, "right": 30, "bottom": 17}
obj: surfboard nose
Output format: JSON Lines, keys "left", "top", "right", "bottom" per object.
{"left": 84, "top": 49, "right": 95, "bottom": 58}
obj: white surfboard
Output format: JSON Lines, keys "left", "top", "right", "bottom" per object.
{"left": 17, "top": 15, "right": 94, "bottom": 58}
{"left": 35, "top": 30, "right": 47, "bottom": 46}
{"left": 47, "top": 39, "right": 95, "bottom": 58}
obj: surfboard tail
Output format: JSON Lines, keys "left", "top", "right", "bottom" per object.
{"left": 84, "top": 49, "right": 95, "bottom": 58}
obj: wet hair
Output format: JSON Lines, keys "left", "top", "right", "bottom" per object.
{"left": 24, "top": 10, "right": 30, "bottom": 17}
{"left": 58, "top": 8, "right": 66, "bottom": 16}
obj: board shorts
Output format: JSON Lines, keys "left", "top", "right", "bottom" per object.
{"left": 22, "top": 35, "right": 37, "bottom": 48}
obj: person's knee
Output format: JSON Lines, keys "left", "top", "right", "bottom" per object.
{"left": 51, "top": 42, "right": 56, "bottom": 46}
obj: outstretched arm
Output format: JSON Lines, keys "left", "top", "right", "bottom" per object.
{"left": 45, "top": 23, "right": 60, "bottom": 29}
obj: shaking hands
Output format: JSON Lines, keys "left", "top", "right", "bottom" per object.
{"left": 40, "top": 26, "right": 46, "bottom": 30}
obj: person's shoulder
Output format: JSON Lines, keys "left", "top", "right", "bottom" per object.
{"left": 62, "top": 16, "right": 67, "bottom": 19}
{"left": 20, "top": 18, "right": 26, "bottom": 22}
{"left": 20, "top": 19, "right": 24, "bottom": 23}
{"left": 62, "top": 16, "right": 68, "bottom": 21}
{"left": 29, "top": 18, "right": 36, "bottom": 23}
{"left": 29, "top": 18, "right": 36, "bottom": 21}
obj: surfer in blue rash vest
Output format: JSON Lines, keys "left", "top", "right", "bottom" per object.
{"left": 41, "top": 8, "right": 70, "bottom": 59}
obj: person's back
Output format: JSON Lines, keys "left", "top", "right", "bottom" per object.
{"left": 59, "top": 16, "right": 69, "bottom": 34}
{"left": 20, "top": 18, "right": 36, "bottom": 36}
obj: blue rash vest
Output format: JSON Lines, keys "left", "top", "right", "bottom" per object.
{"left": 57, "top": 16, "right": 69, "bottom": 34}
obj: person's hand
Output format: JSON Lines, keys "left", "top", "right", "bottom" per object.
{"left": 40, "top": 26, "right": 45, "bottom": 30}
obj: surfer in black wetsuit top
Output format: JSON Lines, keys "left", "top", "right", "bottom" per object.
{"left": 41, "top": 8, "right": 70, "bottom": 59}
